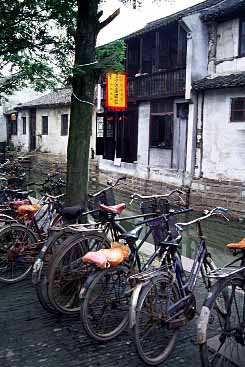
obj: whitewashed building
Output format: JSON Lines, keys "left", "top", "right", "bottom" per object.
{"left": 6, "top": 0, "right": 245, "bottom": 216}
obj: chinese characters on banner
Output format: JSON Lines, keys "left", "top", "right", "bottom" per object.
{"left": 106, "top": 72, "right": 127, "bottom": 111}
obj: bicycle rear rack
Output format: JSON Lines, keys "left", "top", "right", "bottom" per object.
{"left": 129, "top": 265, "right": 169, "bottom": 282}
{"left": 207, "top": 266, "right": 245, "bottom": 279}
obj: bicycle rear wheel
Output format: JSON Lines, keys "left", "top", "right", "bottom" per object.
{"left": 48, "top": 232, "right": 110, "bottom": 314}
{"left": 33, "top": 230, "right": 68, "bottom": 313}
{"left": 200, "top": 277, "right": 245, "bottom": 367}
{"left": 81, "top": 265, "right": 131, "bottom": 341}
{"left": 132, "top": 276, "right": 180, "bottom": 365}
{"left": 0, "top": 224, "right": 38, "bottom": 283}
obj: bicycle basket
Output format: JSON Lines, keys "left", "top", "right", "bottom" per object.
{"left": 140, "top": 198, "right": 170, "bottom": 216}
{"left": 88, "top": 188, "right": 116, "bottom": 220}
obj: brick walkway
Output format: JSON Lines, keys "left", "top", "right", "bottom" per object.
{"left": 0, "top": 277, "right": 205, "bottom": 367}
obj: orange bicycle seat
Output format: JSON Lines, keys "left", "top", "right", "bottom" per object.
{"left": 226, "top": 238, "right": 245, "bottom": 250}
{"left": 82, "top": 245, "right": 130, "bottom": 269}
{"left": 17, "top": 203, "right": 41, "bottom": 216}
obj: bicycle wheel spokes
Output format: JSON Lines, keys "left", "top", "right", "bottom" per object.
{"left": 82, "top": 266, "right": 130, "bottom": 341}
{"left": 133, "top": 279, "right": 180, "bottom": 365}
{"left": 205, "top": 279, "right": 245, "bottom": 367}
{"left": 48, "top": 233, "right": 111, "bottom": 315}
{"left": 0, "top": 225, "right": 36, "bottom": 283}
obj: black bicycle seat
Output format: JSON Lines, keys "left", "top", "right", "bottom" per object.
{"left": 119, "top": 226, "right": 143, "bottom": 242}
{"left": 59, "top": 205, "right": 84, "bottom": 220}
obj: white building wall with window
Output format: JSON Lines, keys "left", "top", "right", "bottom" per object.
{"left": 196, "top": 88, "right": 245, "bottom": 181}
{"left": 35, "top": 107, "right": 70, "bottom": 155}
{"left": 209, "top": 18, "right": 245, "bottom": 76}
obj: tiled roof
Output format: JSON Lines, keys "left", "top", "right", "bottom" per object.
{"left": 192, "top": 73, "right": 245, "bottom": 91}
{"left": 125, "top": 0, "right": 223, "bottom": 40}
{"left": 17, "top": 88, "right": 71, "bottom": 109}
{"left": 201, "top": 0, "right": 245, "bottom": 21}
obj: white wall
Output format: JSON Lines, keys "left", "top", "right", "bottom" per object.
{"left": 35, "top": 107, "right": 70, "bottom": 155}
{"left": 209, "top": 18, "right": 245, "bottom": 75}
{"left": 183, "top": 13, "right": 209, "bottom": 99}
{"left": 201, "top": 88, "right": 245, "bottom": 181}
{"left": 137, "top": 102, "right": 150, "bottom": 166}
{"left": 0, "top": 106, "right": 7, "bottom": 142}
{"left": 11, "top": 109, "right": 30, "bottom": 151}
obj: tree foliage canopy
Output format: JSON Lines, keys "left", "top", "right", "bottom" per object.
{"left": 0, "top": 0, "right": 173, "bottom": 96}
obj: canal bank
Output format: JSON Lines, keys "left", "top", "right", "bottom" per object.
{"left": 28, "top": 152, "right": 245, "bottom": 221}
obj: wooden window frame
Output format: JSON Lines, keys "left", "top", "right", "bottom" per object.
{"left": 42, "top": 116, "right": 49, "bottom": 135}
{"left": 239, "top": 18, "right": 245, "bottom": 57}
{"left": 230, "top": 97, "right": 245, "bottom": 122}
{"left": 61, "top": 114, "right": 68, "bottom": 136}
{"left": 22, "top": 117, "right": 26, "bottom": 135}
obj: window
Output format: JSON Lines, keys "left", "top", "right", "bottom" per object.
{"left": 239, "top": 19, "right": 245, "bottom": 56}
{"left": 231, "top": 98, "right": 245, "bottom": 122}
{"left": 150, "top": 115, "right": 173, "bottom": 149}
{"left": 42, "top": 116, "right": 48, "bottom": 135}
{"left": 61, "top": 114, "right": 68, "bottom": 136}
{"left": 22, "top": 117, "right": 26, "bottom": 135}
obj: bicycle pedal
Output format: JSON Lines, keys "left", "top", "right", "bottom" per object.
{"left": 168, "top": 317, "right": 187, "bottom": 329}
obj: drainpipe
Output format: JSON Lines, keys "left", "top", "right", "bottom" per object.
{"left": 199, "top": 91, "right": 205, "bottom": 178}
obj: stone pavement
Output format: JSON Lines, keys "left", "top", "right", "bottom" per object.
{"left": 0, "top": 277, "right": 205, "bottom": 367}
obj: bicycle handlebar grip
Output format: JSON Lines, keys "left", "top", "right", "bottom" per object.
{"left": 175, "top": 189, "right": 184, "bottom": 195}
{"left": 215, "top": 207, "right": 228, "bottom": 213}
{"left": 118, "top": 176, "right": 127, "bottom": 181}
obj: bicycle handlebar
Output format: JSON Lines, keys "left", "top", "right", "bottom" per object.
{"left": 89, "top": 177, "right": 127, "bottom": 198}
{"left": 175, "top": 207, "right": 229, "bottom": 232}
{"left": 130, "top": 189, "right": 184, "bottom": 204}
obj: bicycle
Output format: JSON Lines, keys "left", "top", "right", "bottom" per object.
{"left": 33, "top": 177, "right": 127, "bottom": 314}
{"left": 0, "top": 188, "right": 67, "bottom": 284}
{"left": 197, "top": 238, "right": 245, "bottom": 367}
{"left": 129, "top": 207, "right": 229, "bottom": 365}
{"left": 80, "top": 190, "right": 191, "bottom": 341}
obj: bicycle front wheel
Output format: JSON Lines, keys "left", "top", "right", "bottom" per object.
{"left": 132, "top": 276, "right": 180, "bottom": 365}
{"left": 200, "top": 276, "right": 245, "bottom": 367}
{"left": 81, "top": 265, "right": 131, "bottom": 342}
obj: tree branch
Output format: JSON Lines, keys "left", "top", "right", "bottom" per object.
{"left": 98, "top": 8, "right": 120, "bottom": 31}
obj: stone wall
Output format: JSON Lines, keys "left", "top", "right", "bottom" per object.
{"left": 29, "top": 153, "right": 245, "bottom": 219}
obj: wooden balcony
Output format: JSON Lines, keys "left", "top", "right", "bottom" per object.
{"left": 128, "top": 68, "right": 186, "bottom": 101}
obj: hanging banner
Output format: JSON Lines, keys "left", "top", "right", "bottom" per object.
{"left": 106, "top": 72, "right": 127, "bottom": 111}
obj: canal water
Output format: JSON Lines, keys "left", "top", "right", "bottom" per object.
{"left": 112, "top": 189, "right": 245, "bottom": 268}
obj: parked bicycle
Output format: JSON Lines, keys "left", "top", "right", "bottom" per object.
{"left": 79, "top": 190, "right": 190, "bottom": 341}
{"left": 128, "top": 207, "right": 229, "bottom": 365}
{"left": 33, "top": 177, "right": 127, "bottom": 314}
{"left": 197, "top": 237, "right": 245, "bottom": 367}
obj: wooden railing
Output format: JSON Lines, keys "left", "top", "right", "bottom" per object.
{"left": 128, "top": 68, "right": 186, "bottom": 100}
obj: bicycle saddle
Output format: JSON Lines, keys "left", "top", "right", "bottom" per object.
{"left": 82, "top": 245, "right": 130, "bottom": 269}
{"left": 58, "top": 205, "right": 84, "bottom": 220}
{"left": 119, "top": 226, "right": 143, "bottom": 242}
{"left": 99, "top": 203, "right": 126, "bottom": 214}
{"left": 17, "top": 203, "right": 41, "bottom": 215}
{"left": 226, "top": 238, "right": 245, "bottom": 250}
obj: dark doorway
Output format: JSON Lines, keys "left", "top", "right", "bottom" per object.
{"left": 96, "top": 107, "right": 138, "bottom": 163}
{"left": 29, "top": 109, "right": 36, "bottom": 151}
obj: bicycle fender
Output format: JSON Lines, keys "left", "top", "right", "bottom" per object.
{"left": 129, "top": 282, "right": 145, "bottom": 328}
{"left": 129, "top": 274, "right": 174, "bottom": 329}
{"left": 197, "top": 274, "right": 244, "bottom": 345}
{"left": 79, "top": 268, "right": 100, "bottom": 300}
{"left": 197, "top": 306, "right": 210, "bottom": 345}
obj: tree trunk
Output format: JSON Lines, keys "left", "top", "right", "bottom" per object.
{"left": 66, "top": 0, "right": 100, "bottom": 206}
